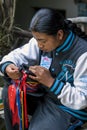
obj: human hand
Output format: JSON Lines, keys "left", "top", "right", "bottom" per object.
{"left": 5, "top": 64, "right": 22, "bottom": 79}
{"left": 29, "top": 65, "right": 55, "bottom": 88}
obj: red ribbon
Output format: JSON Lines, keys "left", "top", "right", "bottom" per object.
{"left": 8, "top": 83, "right": 20, "bottom": 126}
{"left": 20, "top": 71, "right": 29, "bottom": 129}
{"left": 8, "top": 70, "right": 39, "bottom": 129}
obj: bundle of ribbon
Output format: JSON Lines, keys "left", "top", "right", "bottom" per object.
{"left": 8, "top": 65, "right": 39, "bottom": 130}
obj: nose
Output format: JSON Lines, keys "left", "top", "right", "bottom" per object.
{"left": 38, "top": 42, "right": 44, "bottom": 49}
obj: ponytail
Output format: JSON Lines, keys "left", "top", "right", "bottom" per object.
{"left": 64, "top": 20, "right": 87, "bottom": 41}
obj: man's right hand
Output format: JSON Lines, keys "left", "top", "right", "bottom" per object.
{"left": 5, "top": 64, "right": 22, "bottom": 79}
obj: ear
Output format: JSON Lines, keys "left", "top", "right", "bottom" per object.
{"left": 56, "top": 30, "right": 64, "bottom": 40}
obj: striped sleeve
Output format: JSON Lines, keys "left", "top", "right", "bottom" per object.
{"left": 0, "top": 61, "right": 13, "bottom": 74}
{"left": 49, "top": 78, "right": 64, "bottom": 95}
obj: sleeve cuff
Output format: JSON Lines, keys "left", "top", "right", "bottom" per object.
{"left": 49, "top": 78, "right": 64, "bottom": 95}
{"left": 0, "top": 61, "right": 14, "bottom": 74}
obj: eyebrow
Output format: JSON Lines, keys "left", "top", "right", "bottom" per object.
{"left": 37, "top": 38, "right": 45, "bottom": 41}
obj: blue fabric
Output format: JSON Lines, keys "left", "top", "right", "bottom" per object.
{"left": 50, "top": 79, "right": 59, "bottom": 91}
{"left": 50, "top": 79, "right": 64, "bottom": 95}
{"left": 54, "top": 82, "right": 64, "bottom": 95}
{"left": 62, "top": 33, "right": 75, "bottom": 52}
{"left": 58, "top": 105, "right": 87, "bottom": 120}
{"left": 56, "top": 31, "right": 74, "bottom": 52}
{"left": 67, "top": 120, "right": 83, "bottom": 130}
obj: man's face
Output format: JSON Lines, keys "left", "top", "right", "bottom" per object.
{"left": 32, "top": 31, "right": 63, "bottom": 52}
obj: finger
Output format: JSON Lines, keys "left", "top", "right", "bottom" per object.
{"left": 29, "top": 75, "right": 38, "bottom": 81}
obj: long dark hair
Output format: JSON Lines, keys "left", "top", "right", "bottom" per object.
{"left": 29, "top": 8, "right": 87, "bottom": 40}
